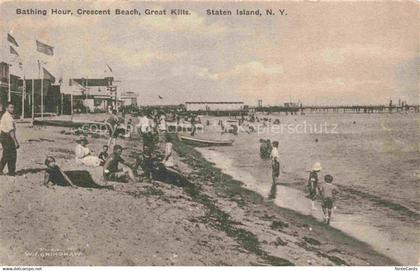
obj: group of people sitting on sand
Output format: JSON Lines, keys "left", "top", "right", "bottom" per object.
{"left": 44, "top": 109, "right": 178, "bottom": 189}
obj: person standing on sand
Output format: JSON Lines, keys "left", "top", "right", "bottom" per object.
{"left": 270, "top": 141, "right": 280, "bottom": 185}
{"left": 106, "top": 110, "right": 120, "bottom": 148}
{"left": 158, "top": 113, "right": 167, "bottom": 133}
{"left": 137, "top": 112, "right": 151, "bottom": 135}
{"left": 308, "top": 162, "right": 322, "bottom": 210}
{"left": 190, "top": 114, "right": 196, "bottom": 136}
{"left": 0, "top": 102, "right": 19, "bottom": 176}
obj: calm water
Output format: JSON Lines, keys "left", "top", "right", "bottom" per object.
{"left": 195, "top": 112, "right": 419, "bottom": 265}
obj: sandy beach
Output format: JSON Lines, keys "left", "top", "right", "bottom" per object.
{"left": 1, "top": 0, "right": 418, "bottom": 267}
{"left": 0, "top": 115, "right": 399, "bottom": 266}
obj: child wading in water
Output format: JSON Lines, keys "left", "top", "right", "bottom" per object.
{"left": 319, "top": 174, "right": 339, "bottom": 224}
{"left": 308, "top": 162, "right": 322, "bottom": 210}
{"left": 270, "top": 141, "right": 280, "bottom": 185}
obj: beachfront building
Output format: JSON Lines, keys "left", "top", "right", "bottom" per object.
{"left": 185, "top": 101, "right": 246, "bottom": 116}
{"left": 0, "top": 62, "right": 21, "bottom": 107}
{"left": 120, "top": 91, "right": 138, "bottom": 106}
{"left": 59, "top": 79, "right": 87, "bottom": 115}
{"left": 284, "top": 102, "right": 300, "bottom": 108}
{"left": 185, "top": 101, "right": 245, "bottom": 111}
{"left": 22, "top": 79, "right": 61, "bottom": 116}
{"left": 0, "top": 62, "right": 9, "bottom": 104}
{"left": 1, "top": 61, "right": 64, "bottom": 117}
{"left": 71, "top": 77, "right": 116, "bottom": 112}
{"left": 0, "top": 62, "right": 24, "bottom": 110}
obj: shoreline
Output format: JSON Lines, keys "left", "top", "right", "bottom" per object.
{"left": 193, "top": 146, "right": 416, "bottom": 265}
{"left": 169, "top": 134, "right": 398, "bottom": 266}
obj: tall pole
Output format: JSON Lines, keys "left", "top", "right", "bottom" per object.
{"left": 115, "top": 88, "right": 118, "bottom": 113}
{"left": 40, "top": 64, "right": 44, "bottom": 118}
{"left": 61, "top": 93, "right": 63, "bottom": 115}
{"left": 86, "top": 77, "right": 89, "bottom": 113}
{"left": 21, "top": 75, "right": 25, "bottom": 119}
{"left": 31, "top": 79, "right": 34, "bottom": 121}
{"left": 71, "top": 94, "right": 73, "bottom": 116}
{"left": 113, "top": 77, "right": 118, "bottom": 113}
{"left": 8, "top": 64, "right": 11, "bottom": 102}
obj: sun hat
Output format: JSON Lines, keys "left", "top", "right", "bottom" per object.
{"left": 312, "top": 162, "right": 322, "bottom": 171}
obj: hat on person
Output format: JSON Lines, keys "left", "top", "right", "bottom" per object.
{"left": 312, "top": 162, "right": 322, "bottom": 171}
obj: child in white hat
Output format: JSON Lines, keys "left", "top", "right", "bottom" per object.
{"left": 308, "top": 162, "right": 322, "bottom": 210}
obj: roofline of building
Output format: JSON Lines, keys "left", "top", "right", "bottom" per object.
{"left": 185, "top": 101, "right": 244, "bottom": 104}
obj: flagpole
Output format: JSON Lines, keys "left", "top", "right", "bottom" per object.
{"left": 8, "top": 63, "right": 11, "bottom": 102}
{"left": 21, "top": 74, "right": 25, "bottom": 119}
{"left": 41, "top": 63, "right": 44, "bottom": 118}
{"left": 31, "top": 79, "right": 34, "bottom": 121}
{"left": 71, "top": 94, "right": 74, "bottom": 117}
{"left": 61, "top": 93, "right": 63, "bottom": 115}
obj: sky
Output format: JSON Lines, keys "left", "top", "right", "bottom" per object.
{"left": 0, "top": 0, "right": 418, "bottom": 106}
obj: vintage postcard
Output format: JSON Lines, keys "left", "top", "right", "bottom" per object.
{"left": 0, "top": 0, "right": 418, "bottom": 269}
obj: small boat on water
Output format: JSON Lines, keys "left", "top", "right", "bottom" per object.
{"left": 178, "top": 135, "right": 234, "bottom": 146}
{"left": 167, "top": 122, "right": 203, "bottom": 132}
{"left": 33, "top": 119, "right": 111, "bottom": 129}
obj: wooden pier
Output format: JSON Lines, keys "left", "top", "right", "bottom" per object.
{"left": 255, "top": 104, "right": 420, "bottom": 114}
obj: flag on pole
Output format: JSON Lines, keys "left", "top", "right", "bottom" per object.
{"left": 106, "top": 63, "right": 113, "bottom": 73}
{"left": 10, "top": 46, "right": 19, "bottom": 56}
{"left": 7, "top": 33, "right": 19, "bottom": 47}
{"left": 43, "top": 67, "right": 56, "bottom": 83}
{"left": 36, "top": 40, "right": 54, "bottom": 56}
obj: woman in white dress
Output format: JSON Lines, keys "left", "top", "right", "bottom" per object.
{"left": 75, "top": 138, "right": 101, "bottom": 167}
{"left": 158, "top": 114, "right": 167, "bottom": 132}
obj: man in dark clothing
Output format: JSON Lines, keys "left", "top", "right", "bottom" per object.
{"left": 0, "top": 103, "right": 19, "bottom": 176}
